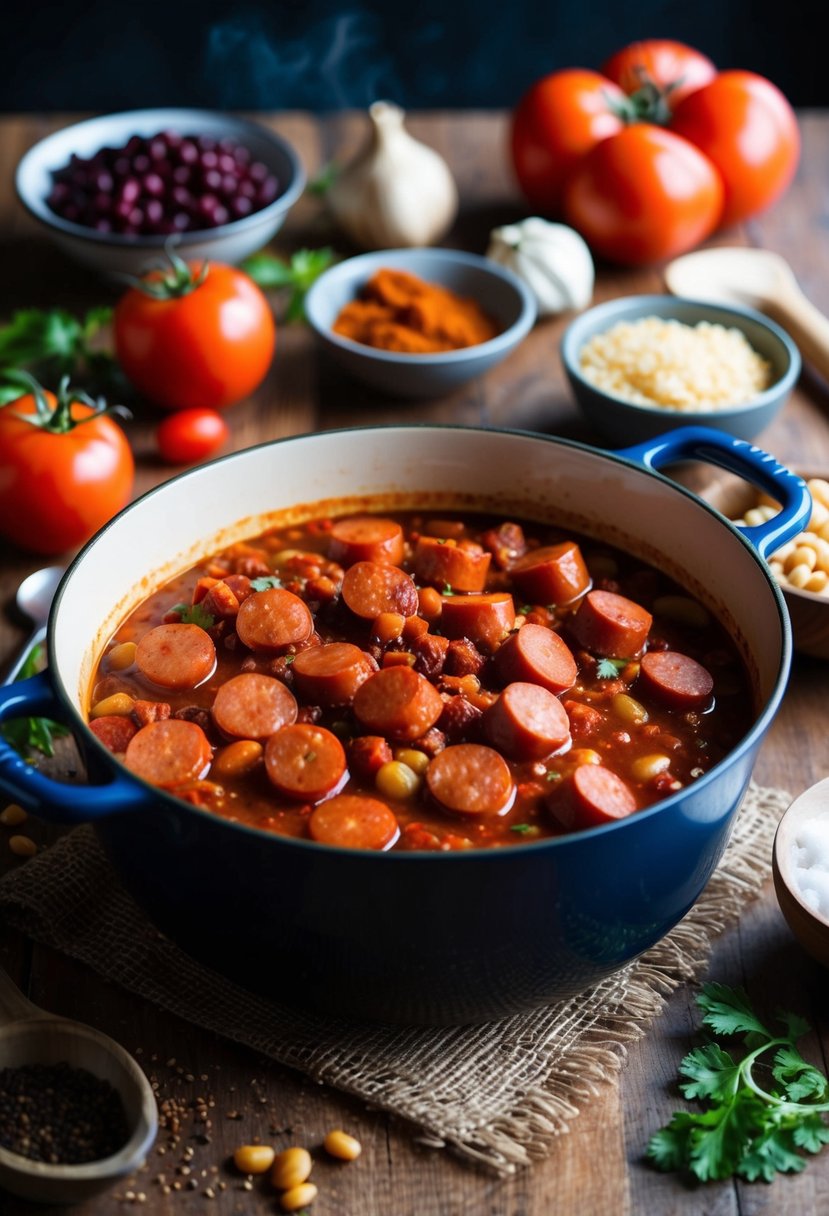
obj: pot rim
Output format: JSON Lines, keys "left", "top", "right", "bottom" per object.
{"left": 48, "top": 422, "right": 793, "bottom": 860}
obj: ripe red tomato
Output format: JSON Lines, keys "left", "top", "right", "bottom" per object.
{"left": 671, "top": 70, "right": 801, "bottom": 228}
{"left": 563, "top": 125, "right": 724, "bottom": 265}
{"left": 509, "top": 43, "right": 800, "bottom": 265}
{"left": 510, "top": 69, "right": 625, "bottom": 214}
{"left": 114, "top": 262, "right": 276, "bottom": 411}
{"left": 156, "top": 408, "right": 229, "bottom": 465}
{"left": 0, "top": 383, "right": 134, "bottom": 555}
{"left": 601, "top": 39, "right": 716, "bottom": 109}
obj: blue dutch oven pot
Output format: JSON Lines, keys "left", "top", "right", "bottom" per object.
{"left": 0, "top": 426, "right": 811, "bottom": 1025}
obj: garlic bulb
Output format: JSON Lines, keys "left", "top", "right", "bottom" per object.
{"left": 486, "top": 217, "right": 595, "bottom": 317}
{"left": 327, "top": 101, "right": 458, "bottom": 250}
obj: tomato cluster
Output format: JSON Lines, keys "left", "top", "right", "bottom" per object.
{"left": 510, "top": 40, "right": 800, "bottom": 265}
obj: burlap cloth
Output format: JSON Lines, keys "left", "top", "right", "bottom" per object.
{"left": 0, "top": 782, "right": 788, "bottom": 1175}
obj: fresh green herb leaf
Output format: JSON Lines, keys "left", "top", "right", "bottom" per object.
{"left": 596, "top": 657, "right": 627, "bottom": 679}
{"left": 308, "top": 162, "right": 337, "bottom": 196}
{"left": 0, "top": 306, "right": 117, "bottom": 402}
{"left": 250, "top": 575, "right": 284, "bottom": 592}
{"left": 240, "top": 248, "right": 337, "bottom": 322}
{"left": 0, "top": 643, "right": 68, "bottom": 760}
{"left": 648, "top": 983, "right": 829, "bottom": 1184}
{"left": 510, "top": 823, "right": 535, "bottom": 834}
{"left": 518, "top": 605, "right": 532, "bottom": 616}
{"left": 284, "top": 654, "right": 296, "bottom": 665}
{"left": 442, "top": 584, "right": 453, "bottom": 596}
{"left": 171, "top": 602, "right": 215, "bottom": 629}
{"left": 545, "top": 770, "right": 561, "bottom": 782}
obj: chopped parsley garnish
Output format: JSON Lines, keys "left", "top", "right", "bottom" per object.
{"left": 442, "top": 584, "right": 453, "bottom": 596}
{"left": 510, "top": 823, "right": 538, "bottom": 835}
{"left": 518, "top": 605, "right": 532, "bottom": 616}
{"left": 171, "top": 602, "right": 215, "bottom": 629}
{"left": 0, "top": 643, "right": 68, "bottom": 760}
{"left": 250, "top": 575, "right": 284, "bottom": 592}
{"left": 596, "top": 657, "right": 628, "bottom": 679}
{"left": 648, "top": 983, "right": 829, "bottom": 1183}
{"left": 545, "top": 770, "right": 561, "bottom": 781}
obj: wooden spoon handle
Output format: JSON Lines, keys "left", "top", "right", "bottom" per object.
{"left": 0, "top": 964, "right": 44, "bottom": 1025}
{"left": 769, "top": 286, "right": 829, "bottom": 386}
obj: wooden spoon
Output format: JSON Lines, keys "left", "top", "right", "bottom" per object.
{"left": 0, "top": 965, "right": 158, "bottom": 1203}
{"left": 665, "top": 246, "right": 829, "bottom": 385}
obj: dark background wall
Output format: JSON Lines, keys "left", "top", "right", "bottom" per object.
{"left": 4, "top": 0, "right": 823, "bottom": 111}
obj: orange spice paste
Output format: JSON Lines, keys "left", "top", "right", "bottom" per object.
{"left": 332, "top": 267, "right": 500, "bottom": 354}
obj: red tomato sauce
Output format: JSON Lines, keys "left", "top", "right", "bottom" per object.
{"left": 87, "top": 510, "right": 754, "bottom": 851}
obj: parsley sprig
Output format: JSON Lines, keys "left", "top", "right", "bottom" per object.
{"left": 1, "top": 643, "right": 68, "bottom": 760}
{"left": 241, "top": 248, "right": 337, "bottom": 322}
{"left": 648, "top": 983, "right": 829, "bottom": 1183}
{"left": 170, "top": 602, "right": 215, "bottom": 629}
{"left": 0, "top": 307, "right": 118, "bottom": 404}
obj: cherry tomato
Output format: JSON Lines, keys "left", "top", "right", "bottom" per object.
{"left": 563, "top": 125, "right": 724, "bottom": 265}
{"left": 156, "top": 408, "right": 229, "bottom": 465}
{"left": 671, "top": 70, "right": 801, "bottom": 228}
{"left": 510, "top": 69, "right": 625, "bottom": 213}
{"left": 601, "top": 40, "right": 716, "bottom": 110}
{"left": 114, "top": 261, "right": 276, "bottom": 411}
{"left": 0, "top": 381, "right": 134, "bottom": 555}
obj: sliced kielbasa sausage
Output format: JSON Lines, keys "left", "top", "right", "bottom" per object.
{"left": 569, "top": 590, "right": 652, "bottom": 658}
{"left": 483, "top": 682, "right": 572, "bottom": 761}
{"left": 353, "top": 665, "right": 444, "bottom": 741}
{"left": 211, "top": 672, "right": 298, "bottom": 740}
{"left": 639, "top": 651, "right": 714, "bottom": 711}
{"left": 328, "top": 516, "right": 405, "bottom": 566}
{"left": 439, "top": 593, "right": 516, "bottom": 652}
{"left": 341, "top": 561, "right": 418, "bottom": 620}
{"left": 88, "top": 714, "right": 138, "bottom": 754}
{"left": 124, "top": 719, "right": 212, "bottom": 789}
{"left": 511, "top": 541, "right": 591, "bottom": 606}
{"left": 235, "top": 587, "right": 313, "bottom": 654}
{"left": 135, "top": 623, "right": 216, "bottom": 690}
{"left": 264, "top": 723, "right": 347, "bottom": 802}
{"left": 426, "top": 743, "right": 515, "bottom": 816}
{"left": 291, "top": 642, "right": 375, "bottom": 706}
{"left": 413, "top": 537, "right": 491, "bottom": 592}
{"left": 309, "top": 794, "right": 400, "bottom": 850}
{"left": 494, "top": 622, "right": 577, "bottom": 695}
{"left": 563, "top": 763, "right": 638, "bottom": 829}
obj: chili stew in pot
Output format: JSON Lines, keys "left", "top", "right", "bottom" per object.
{"left": 86, "top": 509, "right": 754, "bottom": 850}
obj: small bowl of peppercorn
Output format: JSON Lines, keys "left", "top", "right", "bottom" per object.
{"left": 15, "top": 107, "right": 306, "bottom": 278}
{"left": 0, "top": 967, "right": 158, "bottom": 1203}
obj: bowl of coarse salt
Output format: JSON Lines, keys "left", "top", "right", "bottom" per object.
{"left": 773, "top": 777, "right": 829, "bottom": 969}
{"left": 560, "top": 294, "right": 801, "bottom": 447}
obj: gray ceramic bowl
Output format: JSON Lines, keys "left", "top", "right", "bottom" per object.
{"left": 15, "top": 108, "right": 305, "bottom": 278}
{"left": 304, "top": 248, "right": 536, "bottom": 398}
{"left": 560, "top": 294, "right": 801, "bottom": 447}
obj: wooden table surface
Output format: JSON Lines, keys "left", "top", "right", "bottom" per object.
{"left": 1, "top": 111, "right": 829, "bottom": 1216}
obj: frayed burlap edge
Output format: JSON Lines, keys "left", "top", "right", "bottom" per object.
{"left": 0, "top": 782, "right": 787, "bottom": 1175}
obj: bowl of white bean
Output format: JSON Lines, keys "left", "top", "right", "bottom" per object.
{"left": 773, "top": 777, "right": 829, "bottom": 971}
{"left": 704, "top": 472, "right": 829, "bottom": 659}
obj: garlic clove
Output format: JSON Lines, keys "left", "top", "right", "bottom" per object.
{"left": 327, "top": 101, "right": 459, "bottom": 251}
{"left": 486, "top": 217, "right": 595, "bottom": 317}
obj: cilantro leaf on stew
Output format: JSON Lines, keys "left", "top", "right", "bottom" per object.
{"left": 171, "top": 602, "right": 215, "bottom": 629}
{"left": 647, "top": 983, "right": 829, "bottom": 1183}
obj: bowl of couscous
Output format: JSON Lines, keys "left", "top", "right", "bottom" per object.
{"left": 560, "top": 294, "right": 800, "bottom": 447}
{"left": 703, "top": 470, "right": 829, "bottom": 659}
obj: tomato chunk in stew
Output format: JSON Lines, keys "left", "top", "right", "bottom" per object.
{"left": 88, "top": 510, "right": 754, "bottom": 851}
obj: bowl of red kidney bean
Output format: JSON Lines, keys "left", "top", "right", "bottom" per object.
{"left": 15, "top": 108, "right": 305, "bottom": 277}
{"left": 0, "top": 425, "right": 811, "bottom": 1024}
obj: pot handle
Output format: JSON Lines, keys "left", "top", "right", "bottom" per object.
{"left": 617, "top": 425, "right": 812, "bottom": 560}
{"left": 0, "top": 671, "right": 145, "bottom": 822}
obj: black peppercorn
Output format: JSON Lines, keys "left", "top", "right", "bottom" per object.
{"left": 0, "top": 1062, "right": 130, "bottom": 1164}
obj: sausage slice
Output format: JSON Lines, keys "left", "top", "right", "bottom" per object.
{"left": 426, "top": 743, "right": 515, "bottom": 816}
{"left": 211, "top": 672, "right": 298, "bottom": 740}
{"left": 439, "top": 593, "right": 516, "bottom": 652}
{"left": 569, "top": 590, "right": 652, "bottom": 658}
{"left": 135, "top": 623, "right": 216, "bottom": 690}
{"left": 124, "top": 719, "right": 212, "bottom": 789}
{"left": 292, "top": 642, "right": 375, "bottom": 706}
{"left": 353, "top": 666, "right": 443, "bottom": 741}
{"left": 566, "top": 764, "right": 638, "bottom": 829}
{"left": 264, "top": 723, "right": 347, "bottom": 802}
{"left": 494, "top": 622, "right": 578, "bottom": 695}
{"left": 341, "top": 561, "right": 418, "bottom": 620}
{"left": 483, "top": 682, "right": 572, "bottom": 761}
{"left": 235, "top": 587, "right": 314, "bottom": 653}
{"left": 89, "top": 715, "right": 138, "bottom": 754}
{"left": 639, "top": 651, "right": 714, "bottom": 711}
{"left": 511, "top": 541, "right": 590, "bottom": 606}
{"left": 309, "top": 794, "right": 400, "bottom": 850}
{"left": 328, "top": 516, "right": 405, "bottom": 566}
{"left": 413, "top": 537, "right": 491, "bottom": 592}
